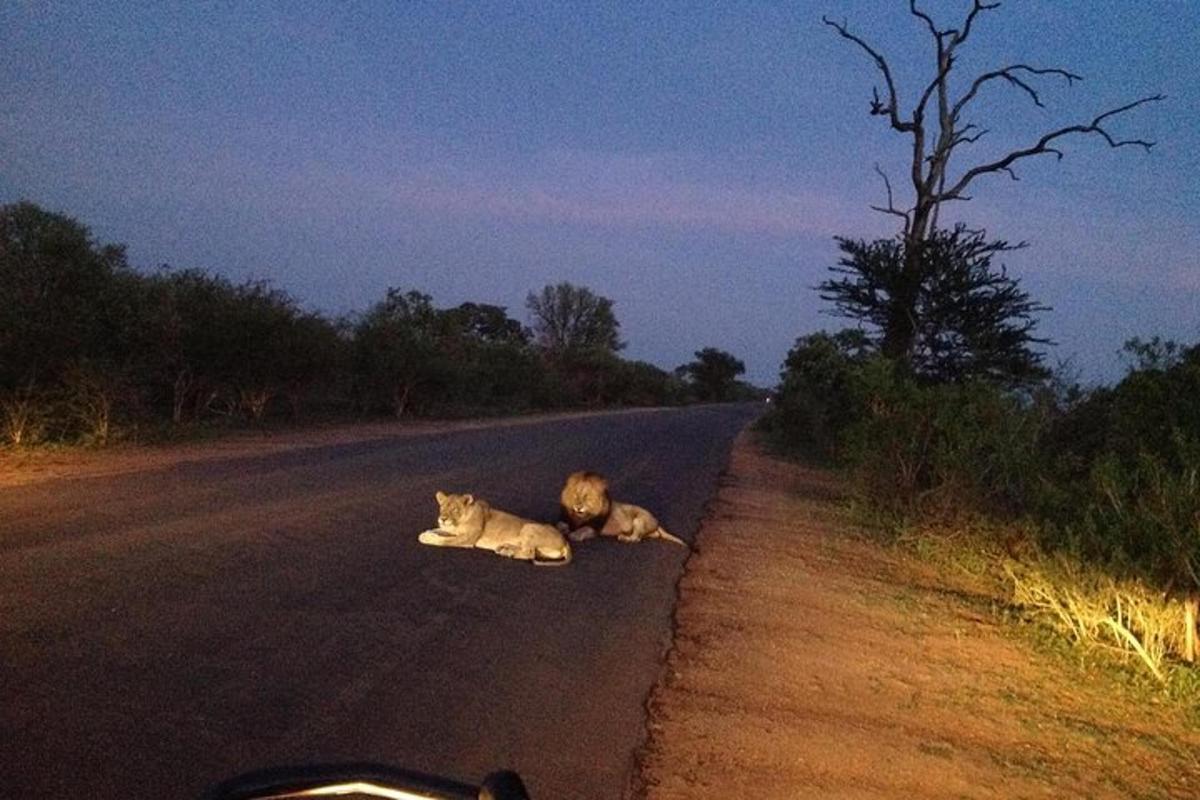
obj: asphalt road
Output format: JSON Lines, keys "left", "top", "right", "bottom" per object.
{"left": 1, "top": 404, "right": 758, "bottom": 799}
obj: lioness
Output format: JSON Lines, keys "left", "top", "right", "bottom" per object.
{"left": 419, "top": 491, "right": 572, "bottom": 566}
{"left": 558, "top": 471, "right": 687, "bottom": 547}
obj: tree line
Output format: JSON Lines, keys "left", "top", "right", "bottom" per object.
{"left": 0, "top": 201, "right": 755, "bottom": 447}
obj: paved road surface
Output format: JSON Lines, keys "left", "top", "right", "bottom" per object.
{"left": 1, "top": 404, "right": 757, "bottom": 799}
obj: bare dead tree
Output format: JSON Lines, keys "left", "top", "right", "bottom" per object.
{"left": 824, "top": 0, "right": 1163, "bottom": 361}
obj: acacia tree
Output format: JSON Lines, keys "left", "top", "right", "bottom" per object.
{"left": 824, "top": 1, "right": 1162, "bottom": 362}
{"left": 683, "top": 348, "right": 746, "bottom": 402}
{"left": 440, "top": 302, "right": 531, "bottom": 348}
{"left": 820, "top": 224, "right": 1049, "bottom": 387}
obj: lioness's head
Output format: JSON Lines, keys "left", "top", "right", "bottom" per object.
{"left": 560, "top": 471, "right": 611, "bottom": 524}
{"left": 435, "top": 490, "right": 482, "bottom": 532}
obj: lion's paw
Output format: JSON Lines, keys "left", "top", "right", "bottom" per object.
{"left": 568, "top": 526, "right": 597, "bottom": 542}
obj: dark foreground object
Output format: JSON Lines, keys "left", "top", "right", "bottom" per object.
{"left": 1, "top": 404, "right": 756, "bottom": 800}
{"left": 208, "top": 762, "right": 529, "bottom": 800}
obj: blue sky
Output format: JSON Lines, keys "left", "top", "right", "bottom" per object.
{"left": 3, "top": 1, "right": 1197, "bottom": 385}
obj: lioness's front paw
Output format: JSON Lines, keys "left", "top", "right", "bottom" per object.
{"left": 495, "top": 543, "right": 520, "bottom": 557}
{"left": 568, "top": 526, "right": 597, "bottom": 542}
{"left": 616, "top": 533, "right": 640, "bottom": 543}
{"left": 418, "top": 529, "right": 451, "bottom": 544}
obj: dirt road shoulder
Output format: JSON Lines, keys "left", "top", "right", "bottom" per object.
{"left": 629, "top": 432, "right": 1200, "bottom": 799}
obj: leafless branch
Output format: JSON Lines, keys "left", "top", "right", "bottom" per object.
{"left": 914, "top": 50, "right": 955, "bottom": 121}
{"left": 822, "top": 16, "right": 915, "bottom": 133}
{"left": 871, "top": 86, "right": 887, "bottom": 116}
{"left": 952, "top": 0, "right": 1002, "bottom": 47}
{"left": 908, "top": 1, "right": 941, "bottom": 37}
{"left": 868, "top": 164, "right": 912, "bottom": 231}
{"left": 1091, "top": 96, "right": 1165, "bottom": 143}
{"left": 954, "top": 65, "right": 1083, "bottom": 117}
{"left": 950, "top": 124, "right": 989, "bottom": 148}
{"left": 941, "top": 94, "right": 1165, "bottom": 200}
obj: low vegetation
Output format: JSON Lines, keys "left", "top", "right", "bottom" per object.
{"left": 0, "top": 201, "right": 760, "bottom": 451}
{"left": 762, "top": 327, "right": 1200, "bottom": 687}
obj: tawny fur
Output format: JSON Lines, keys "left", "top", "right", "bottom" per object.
{"left": 558, "top": 471, "right": 687, "bottom": 547}
{"left": 419, "top": 491, "right": 572, "bottom": 566}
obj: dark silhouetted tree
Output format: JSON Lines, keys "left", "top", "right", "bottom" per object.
{"left": 683, "top": 348, "right": 746, "bottom": 402}
{"left": 440, "top": 302, "right": 531, "bottom": 347}
{"left": 0, "top": 202, "right": 137, "bottom": 443}
{"left": 525, "top": 283, "right": 623, "bottom": 355}
{"left": 769, "top": 329, "right": 875, "bottom": 457}
{"left": 0, "top": 202, "right": 131, "bottom": 388}
{"left": 824, "top": 2, "right": 1162, "bottom": 363}
{"left": 820, "top": 225, "right": 1049, "bottom": 387}
{"left": 435, "top": 302, "right": 539, "bottom": 410}
{"left": 140, "top": 268, "right": 244, "bottom": 423}
{"left": 214, "top": 281, "right": 334, "bottom": 423}
{"left": 352, "top": 289, "right": 444, "bottom": 418}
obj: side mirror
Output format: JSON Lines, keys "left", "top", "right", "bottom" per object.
{"left": 206, "top": 762, "right": 531, "bottom": 800}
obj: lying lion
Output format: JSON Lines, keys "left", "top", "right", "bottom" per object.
{"left": 558, "top": 470, "right": 687, "bottom": 547}
{"left": 419, "top": 491, "right": 572, "bottom": 566}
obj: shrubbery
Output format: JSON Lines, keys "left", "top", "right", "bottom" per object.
{"left": 839, "top": 359, "right": 1042, "bottom": 520}
{"left": 0, "top": 202, "right": 732, "bottom": 448}
{"left": 763, "top": 330, "right": 1200, "bottom": 674}
{"left": 756, "top": 329, "right": 870, "bottom": 458}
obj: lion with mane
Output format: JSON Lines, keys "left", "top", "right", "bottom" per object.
{"left": 558, "top": 471, "right": 686, "bottom": 547}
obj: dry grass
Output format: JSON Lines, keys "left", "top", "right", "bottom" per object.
{"left": 1006, "top": 557, "right": 1190, "bottom": 683}
{"left": 860, "top": 512, "right": 1198, "bottom": 685}
{"left": 632, "top": 434, "right": 1200, "bottom": 799}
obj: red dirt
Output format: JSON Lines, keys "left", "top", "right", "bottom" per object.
{"left": 630, "top": 433, "right": 1200, "bottom": 799}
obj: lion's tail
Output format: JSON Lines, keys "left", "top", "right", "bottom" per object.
{"left": 653, "top": 527, "right": 688, "bottom": 548}
{"left": 533, "top": 542, "right": 572, "bottom": 567}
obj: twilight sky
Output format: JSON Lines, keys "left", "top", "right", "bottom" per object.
{"left": 3, "top": 1, "right": 1197, "bottom": 385}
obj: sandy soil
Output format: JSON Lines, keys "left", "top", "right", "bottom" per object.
{"left": 630, "top": 433, "right": 1200, "bottom": 800}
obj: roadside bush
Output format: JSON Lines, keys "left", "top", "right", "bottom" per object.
{"left": 60, "top": 359, "right": 138, "bottom": 445}
{"left": 609, "top": 359, "right": 687, "bottom": 407}
{"left": 352, "top": 289, "right": 445, "bottom": 418}
{"left": 772, "top": 312, "right": 1200, "bottom": 679}
{"left": 760, "top": 329, "right": 872, "bottom": 458}
{"left": 1, "top": 201, "right": 141, "bottom": 442}
{"left": 1106, "top": 342, "right": 1200, "bottom": 466}
{"left": 0, "top": 382, "right": 48, "bottom": 447}
{"left": 841, "top": 359, "right": 1042, "bottom": 520}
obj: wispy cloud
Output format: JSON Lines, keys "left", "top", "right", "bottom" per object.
{"left": 368, "top": 149, "right": 875, "bottom": 239}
